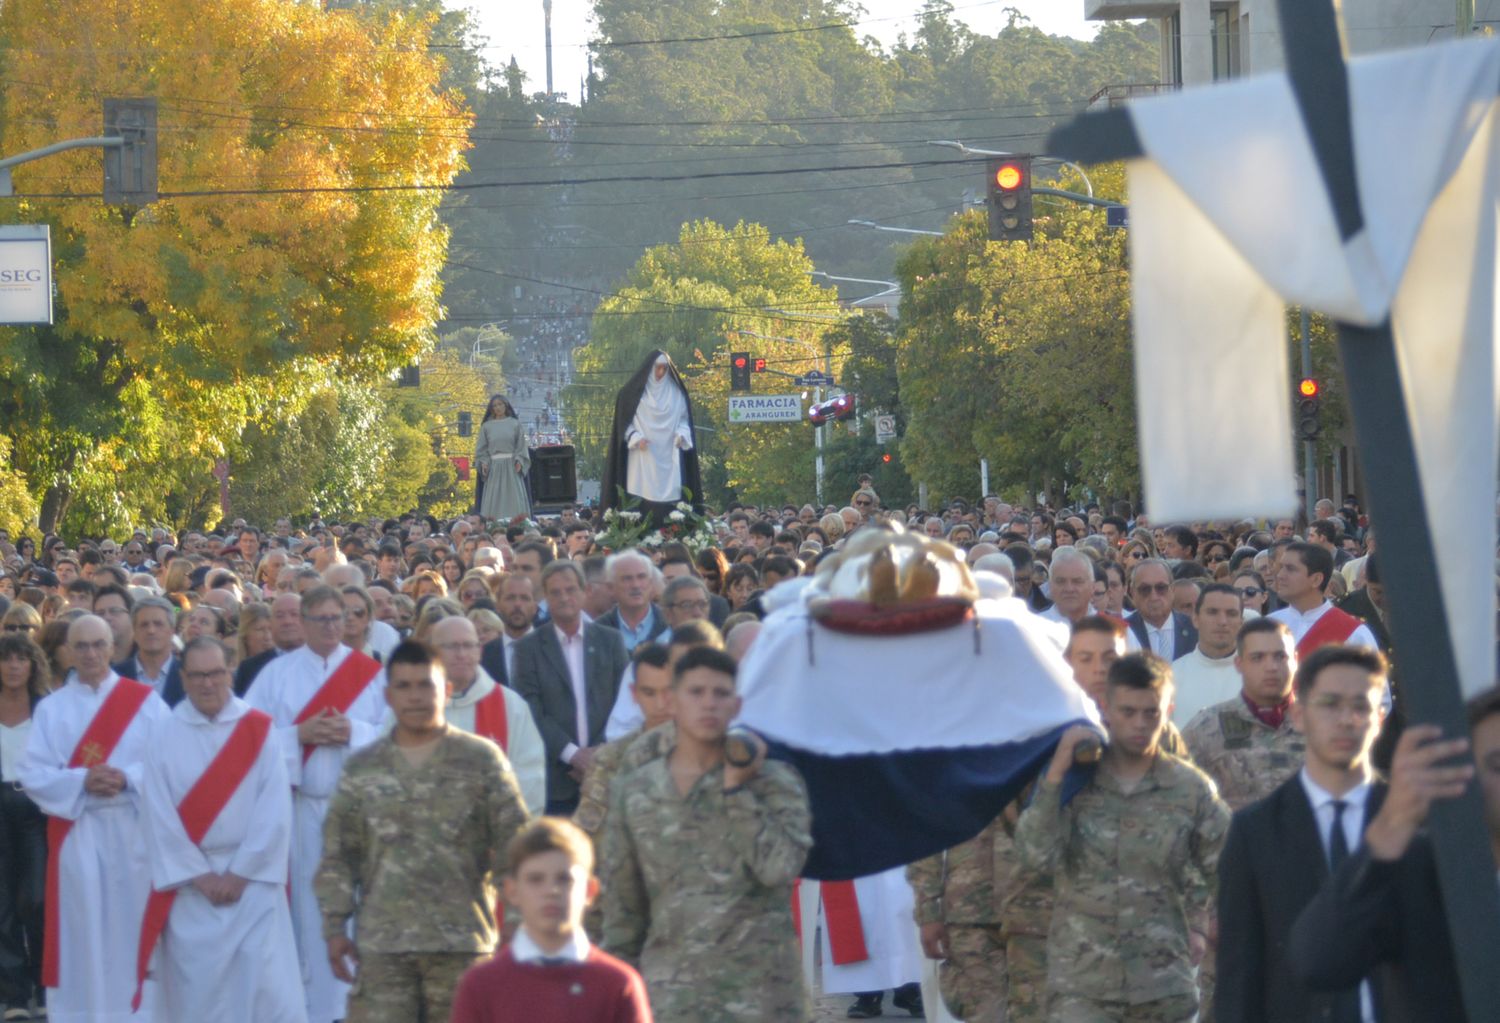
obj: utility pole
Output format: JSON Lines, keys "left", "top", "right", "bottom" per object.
{"left": 1300, "top": 307, "right": 1316, "bottom": 524}
{"left": 542, "top": 0, "right": 555, "bottom": 97}
{"left": 1459, "top": 0, "right": 1474, "bottom": 36}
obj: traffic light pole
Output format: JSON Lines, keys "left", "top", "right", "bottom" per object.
{"left": 1300, "top": 307, "right": 1316, "bottom": 523}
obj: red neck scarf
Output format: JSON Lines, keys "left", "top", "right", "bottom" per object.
{"left": 1243, "top": 691, "right": 1293, "bottom": 730}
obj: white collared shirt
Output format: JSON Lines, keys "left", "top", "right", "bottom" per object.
{"left": 1124, "top": 617, "right": 1178, "bottom": 659}
{"left": 555, "top": 622, "right": 588, "bottom": 764}
{"left": 1299, "top": 767, "right": 1376, "bottom": 1023}
{"left": 135, "top": 653, "right": 175, "bottom": 694}
{"left": 510, "top": 925, "right": 591, "bottom": 964}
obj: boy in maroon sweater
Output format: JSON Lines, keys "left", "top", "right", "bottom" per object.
{"left": 450, "top": 817, "right": 652, "bottom": 1023}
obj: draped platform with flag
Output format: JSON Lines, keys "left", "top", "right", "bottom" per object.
{"left": 736, "top": 596, "right": 1099, "bottom": 880}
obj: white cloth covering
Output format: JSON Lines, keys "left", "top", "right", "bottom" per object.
{"left": 140, "top": 696, "right": 305, "bottom": 1023}
{"left": 244, "top": 645, "right": 386, "bottom": 1023}
{"left": 805, "top": 869, "right": 925, "bottom": 996}
{"left": 380, "top": 668, "right": 546, "bottom": 815}
{"left": 1122, "top": 37, "right": 1500, "bottom": 697}
{"left": 20, "top": 673, "right": 169, "bottom": 1023}
{"left": 625, "top": 356, "right": 694, "bottom": 502}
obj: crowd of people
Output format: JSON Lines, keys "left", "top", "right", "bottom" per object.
{"left": 0, "top": 480, "right": 1487, "bottom": 1023}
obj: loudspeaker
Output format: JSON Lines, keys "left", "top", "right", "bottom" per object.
{"left": 529, "top": 445, "right": 577, "bottom": 506}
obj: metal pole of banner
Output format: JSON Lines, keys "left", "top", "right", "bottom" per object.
{"left": 1301, "top": 307, "right": 1316, "bottom": 524}
{"left": 981, "top": 458, "right": 990, "bottom": 497}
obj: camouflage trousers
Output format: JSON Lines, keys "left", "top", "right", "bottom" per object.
{"left": 1049, "top": 993, "right": 1199, "bottom": 1023}
{"left": 346, "top": 951, "right": 489, "bottom": 1023}
{"left": 1005, "top": 932, "right": 1048, "bottom": 1023}
{"left": 938, "top": 924, "right": 1007, "bottom": 1022}
{"left": 1197, "top": 946, "right": 1215, "bottom": 1023}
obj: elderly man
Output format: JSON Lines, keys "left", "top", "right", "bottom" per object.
{"left": 596, "top": 551, "right": 667, "bottom": 652}
{"left": 244, "top": 586, "right": 387, "bottom": 1023}
{"left": 1038, "top": 547, "right": 1098, "bottom": 627}
{"left": 1124, "top": 558, "right": 1198, "bottom": 661}
{"left": 22, "top": 615, "right": 170, "bottom": 1023}
{"left": 424, "top": 616, "right": 544, "bottom": 814}
{"left": 602, "top": 574, "right": 714, "bottom": 740}
{"left": 136, "top": 636, "right": 304, "bottom": 1022}
{"left": 236, "top": 593, "right": 304, "bottom": 696}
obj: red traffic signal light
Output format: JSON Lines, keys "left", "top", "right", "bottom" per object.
{"left": 752, "top": 357, "right": 767, "bottom": 373}
{"left": 994, "top": 163, "right": 1023, "bottom": 190}
{"left": 881, "top": 452, "right": 892, "bottom": 463}
{"left": 733, "top": 355, "right": 748, "bottom": 369}
{"left": 1298, "top": 377, "right": 1320, "bottom": 398}
{"left": 730, "top": 351, "right": 751, "bottom": 391}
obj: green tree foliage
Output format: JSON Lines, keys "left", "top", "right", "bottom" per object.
{"left": 895, "top": 164, "right": 1137, "bottom": 506}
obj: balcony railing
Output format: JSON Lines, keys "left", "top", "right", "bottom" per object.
{"left": 1086, "top": 82, "right": 1181, "bottom": 110}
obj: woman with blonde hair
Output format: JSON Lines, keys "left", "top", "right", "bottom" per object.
{"left": 466, "top": 608, "right": 504, "bottom": 647}
{"left": 161, "top": 558, "right": 194, "bottom": 598}
{"left": 818, "top": 512, "right": 846, "bottom": 544}
{"left": 412, "top": 598, "right": 464, "bottom": 644}
{"left": 0, "top": 603, "right": 41, "bottom": 643}
{"left": 236, "top": 602, "right": 275, "bottom": 666}
{"left": 403, "top": 569, "right": 447, "bottom": 602}
{"left": 455, "top": 570, "right": 495, "bottom": 610}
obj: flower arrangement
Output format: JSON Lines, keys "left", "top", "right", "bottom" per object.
{"left": 595, "top": 490, "right": 652, "bottom": 551}
{"left": 596, "top": 490, "right": 718, "bottom": 554}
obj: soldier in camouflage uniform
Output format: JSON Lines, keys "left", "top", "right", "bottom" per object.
{"left": 1015, "top": 654, "right": 1230, "bottom": 1023}
{"left": 573, "top": 642, "right": 676, "bottom": 842}
{"left": 1180, "top": 618, "right": 1303, "bottom": 1023}
{"left": 316, "top": 641, "right": 530, "bottom": 1023}
{"left": 602, "top": 647, "right": 812, "bottom": 1022}
{"left": 907, "top": 813, "right": 1009, "bottom": 1022}
{"left": 1182, "top": 618, "right": 1305, "bottom": 812}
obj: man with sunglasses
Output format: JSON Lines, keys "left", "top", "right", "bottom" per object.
{"left": 1125, "top": 559, "right": 1199, "bottom": 662}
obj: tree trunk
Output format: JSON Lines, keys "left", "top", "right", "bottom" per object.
{"left": 38, "top": 481, "right": 71, "bottom": 534}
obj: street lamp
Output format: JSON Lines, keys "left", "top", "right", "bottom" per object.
{"left": 736, "top": 328, "right": 832, "bottom": 504}
{"left": 847, "top": 218, "right": 944, "bottom": 237}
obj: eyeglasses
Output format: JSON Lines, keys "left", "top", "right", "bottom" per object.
{"left": 436, "top": 641, "right": 480, "bottom": 653}
{"left": 1134, "top": 583, "right": 1171, "bottom": 595}
{"left": 344, "top": 607, "right": 369, "bottom": 619}
{"left": 304, "top": 614, "right": 345, "bottom": 626}
{"left": 184, "top": 668, "right": 230, "bottom": 684}
{"left": 2, "top": 624, "right": 34, "bottom": 632}
{"left": 1235, "top": 586, "right": 1264, "bottom": 598}
{"left": 668, "top": 599, "right": 710, "bottom": 613}
{"left": 1124, "top": 550, "right": 1144, "bottom": 560}
{"left": 854, "top": 499, "right": 873, "bottom": 508}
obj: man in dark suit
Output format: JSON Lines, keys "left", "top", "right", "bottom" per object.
{"left": 1288, "top": 691, "right": 1498, "bottom": 1023}
{"left": 593, "top": 550, "right": 668, "bottom": 652}
{"left": 112, "top": 594, "right": 185, "bottom": 706}
{"left": 1125, "top": 559, "right": 1198, "bottom": 660}
{"left": 480, "top": 573, "right": 538, "bottom": 687}
{"left": 513, "top": 560, "right": 631, "bottom": 814}
{"left": 1337, "top": 556, "right": 1390, "bottom": 652}
{"left": 1217, "top": 645, "right": 1391, "bottom": 1023}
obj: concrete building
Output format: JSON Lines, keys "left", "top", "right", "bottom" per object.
{"left": 1086, "top": 0, "right": 1500, "bottom": 105}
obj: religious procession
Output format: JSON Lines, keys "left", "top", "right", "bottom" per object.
{"left": 3, "top": 0, "right": 1500, "bottom": 1021}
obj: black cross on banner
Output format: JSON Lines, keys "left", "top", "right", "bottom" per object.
{"left": 1048, "top": 1, "right": 1500, "bottom": 1019}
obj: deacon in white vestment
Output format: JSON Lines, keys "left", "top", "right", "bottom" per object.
{"left": 244, "top": 588, "right": 387, "bottom": 1023}
{"left": 20, "top": 615, "right": 169, "bottom": 1023}
{"left": 799, "top": 868, "right": 925, "bottom": 997}
{"left": 390, "top": 616, "right": 545, "bottom": 813}
{"left": 140, "top": 637, "right": 305, "bottom": 1023}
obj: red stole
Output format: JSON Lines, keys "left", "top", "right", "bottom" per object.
{"left": 43, "top": 678, "right": 153, "bottom": 989}
{"left": 292, "top": 650, "right": 381, "bottom": 764}
{"left": 1295, "top": 606, "right": 1362, "bottom": 658}
{"left": 132, "top": 710, "right": 272, "bottom": 1009}
{"left": 791, "top": 879, "right": 870, "bottom": 965}
{"left": 472, "top": 687, "right": 509, "bottom": 751}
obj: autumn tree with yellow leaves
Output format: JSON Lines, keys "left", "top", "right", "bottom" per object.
{"left": 0, "top": 0, "right": 471, "bottom": 532}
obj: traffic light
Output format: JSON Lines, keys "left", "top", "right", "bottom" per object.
{"left": 730, "top": 351, "right": 751, "bottom": 391}
{"left": 103, "top": 98, "right": 158, "bottom": 206}
{"left": 987, "top": 156, "right": 1033, "bottom": 242}
{"left": 398, "top": 364, "right": 420, "bottom": 388}
{"left": 1296, "top": 377, "right": 1322, "bottom": 440}
{"left": 752, "top": 357, "right": 767, "bottom": 373}
{"left": 881, "top": 452, "right": 893, "bottom": 464}
{"left": 457, "top": 411, "right": 473, "bottom": 438}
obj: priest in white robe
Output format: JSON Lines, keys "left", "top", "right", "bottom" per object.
{"left": 244, "top": 586, "right": 387, "bottom": 1023}
{"left": 139, "top": 636, "right": 305, "bottom": 1023}
{"left": 798, "top": 868, "right": 926, "bottom": 1005}
{"left": 21, "top": 615, "right": 169, "bottom": 1023}
{"left": 401, "top": 616, "right": 544, "bottom": 813}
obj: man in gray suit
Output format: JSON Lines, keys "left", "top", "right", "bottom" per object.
{"left": 513, "top": 559, "right": 631, "bottom": 813}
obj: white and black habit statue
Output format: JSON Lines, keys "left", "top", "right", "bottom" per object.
{"left": 601, "top": 350, "right": 704, "bottom": 525}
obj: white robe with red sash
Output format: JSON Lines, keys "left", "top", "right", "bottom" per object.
{"left": 382, "top": 668, "right": 545, "bottom": 814}
{"left": 20, "top": 673, "right": 169, "bottom": 1023}
{"left": 139, "top": 696, "right": 305, "bottom": 1023}
{"left": 245, "top": 645, "right": 385, "bottom": 1023}
{"left": 796, "top": 867, "right": 925, "bottom": 995}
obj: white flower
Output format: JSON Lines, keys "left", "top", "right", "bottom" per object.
{"left": 668, "top": 510, "right": 685, "bottom": 522}
{"left": 622, "top": 511, "right": 642, "bottom": 522}
{"left": 676, "top": 501, "right": 693, "bottom": 512}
